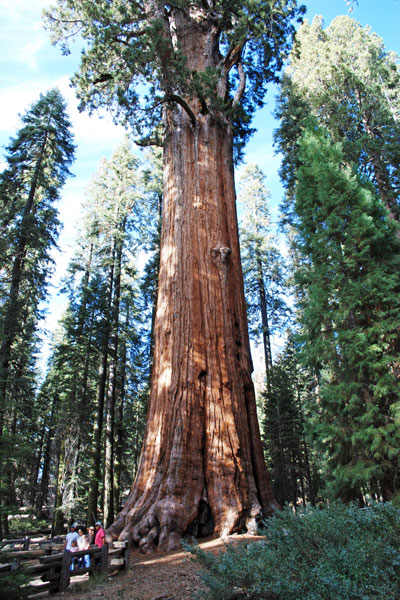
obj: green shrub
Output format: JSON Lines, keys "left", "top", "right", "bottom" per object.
{"left": 0, "top": 553, "right": 33, "bottom": 599}
{"left": 9, "top": 516, "right": 48, "bottom": 533}
{"left": 186, "top": 503, "right": 400, "bottom": 600}
{"left": 0, "top": 572, "right": 33, "bottom": 600}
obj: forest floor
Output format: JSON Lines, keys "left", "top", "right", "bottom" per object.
{"left": 53, "top": 533, "right": 264, "bottom": 600}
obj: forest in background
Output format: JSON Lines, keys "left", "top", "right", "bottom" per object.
{"left": 0, "top": 6, "right": 399, "bottom": 541}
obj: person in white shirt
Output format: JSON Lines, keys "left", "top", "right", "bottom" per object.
{"left": 64, "top": 524, "right": 79, "bottom": 551}
{"left": 77, "top": 527, "right": 91, "bottom": 568}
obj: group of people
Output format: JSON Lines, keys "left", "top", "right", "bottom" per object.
{"left": 64, "top": 521, "right": 106, "bottom": 570}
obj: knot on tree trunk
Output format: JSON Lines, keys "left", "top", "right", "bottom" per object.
{"left": 211, "top": 246, "right": 231, "bottom": 263}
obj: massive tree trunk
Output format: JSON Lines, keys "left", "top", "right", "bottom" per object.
{"left": 107, "top": 13, "right": 277, "bottom": 553}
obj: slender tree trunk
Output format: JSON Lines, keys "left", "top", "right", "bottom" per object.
{"left": 53, "top": 434, "right": 66, "bottom": 535}
{"left": 104, "top": 222, "right": 125, "bottom": 528}
{"left": 108, "top": 96, "right": 277, "bottom": 551}
{"left": 0, "top": 133, "right": 47, "bottom": 431}
{"left": 86, "top": 345, "right": 108, "bottom": 524}
{"left": 36, "top": 397, "right": 57, "bottom": 519}
{"left": 114, "top": 307, "right": 129, "bottom": 515}
{"left": 59, "top": 246, "right": 94, "bottom": 518}
{"left": 255, "top": 250, "right": 273, "bottom": 392}
{"left": 31, "top": 422, "right": 46, "bottom": 508}
{"left": 87, "top": 247, "right": 115, "bottom": 524}
{"left": 297, "top": 453, "right": 306, "bottom": 507}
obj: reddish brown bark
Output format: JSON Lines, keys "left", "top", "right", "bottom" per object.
{"left": 107, "top": 11, "right": 278, "bottom": 552}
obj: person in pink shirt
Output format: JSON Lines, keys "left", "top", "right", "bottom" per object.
{"left": 94, "top": 521, "right": 105, "bottom": 547}
{"left": 69, "top": 539, "right": 79, "bottom": 571}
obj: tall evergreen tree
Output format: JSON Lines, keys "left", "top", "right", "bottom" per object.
{"left": 0, "top": 89, "right": 75, "bottom": 432}
{"left": 0, "top": 89, "right": 74, "bottom": 530}
{"left": 35, "top": 138, "right": 154, "bottom": 529}
{"left": 275, "top": 15, "right": 400, "bottom": 223}
{"left": 238, "top": 164, "right": 288, "bottom": 389}
{"left": 262, "top": 336, "right": 320, "bottom": 508}
{"left": 45, "top": 0, "right": 305, "bottom": 550}
{"left": 293, "top": 125, "right": 400, "bottom": 502}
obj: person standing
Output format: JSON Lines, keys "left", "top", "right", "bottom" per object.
{"left": 64, "top": 524, "right": 79, "bottom": 551}
{"left": 94, "top": 521, "right": 105, "bottom": 547}
{"left": 77, "top": 527, "right": 91, "bottom": 568}
{"left": 69, "top": 539, "right": 79, "bottom": 571}
{"left": 87, "top": 525, "right": 96, "bottom": 545}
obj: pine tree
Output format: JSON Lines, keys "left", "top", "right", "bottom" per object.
{"left": 293, "top": 125, "right": 400, "bottom": 501}
{"left": 0, "top": 89, "right": 75, "bottom": 427}
{"left": 238, "top": 164, "right": 288, "bottom": 388}
{"left": 35, "top": 139, "right": 154, "bottom": 528}
{"left": 0, "top": 89, "right": 74, "bottom": 528}
{"left": 262, "top": 337, "right": 320, "bottom": 508}
{"left": 275, "top": 15, "right": 400, "bottom": 222}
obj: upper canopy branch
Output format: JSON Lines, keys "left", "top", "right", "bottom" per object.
{"left": 223, "top": 41, "right": 246, "bottom": 73}
{"left": 232, "top": 61, "right": 246, "bottom": 106}
{"left": 167, "top": 94, "right": 197, "bottom": 126}
{"left": 111, "top": 28, "right": 151, "bottom": 45}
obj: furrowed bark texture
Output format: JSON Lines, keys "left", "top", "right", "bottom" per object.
{"left": 107, "top": 12, "right": 277, "bottom": 552}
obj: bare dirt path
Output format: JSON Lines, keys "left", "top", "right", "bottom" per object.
{"left": 54, "top": 534, "right": 264, "bottom": 600}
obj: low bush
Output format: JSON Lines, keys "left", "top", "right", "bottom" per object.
{"left": 0, "top": 552, "right": 33, "bottom": 600}
{"left": 8, "top": 515, "right": 48, "bottom": 534}
{"left": 186, "top": 502, "right": 400, "bottom": 600}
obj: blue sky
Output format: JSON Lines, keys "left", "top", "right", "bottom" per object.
{"left": 0, "top": 0, "right": 399, "bottom": 368}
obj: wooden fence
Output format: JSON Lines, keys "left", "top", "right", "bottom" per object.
{"left": 0, "top": 539, "right": 130, "bottom": 597}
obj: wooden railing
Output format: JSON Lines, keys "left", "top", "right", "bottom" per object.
{"left": 0, "top": 540, "right": 130, "bottom": 597}
{"left": 0, "top": 536, "right": 31, "bottom": 551}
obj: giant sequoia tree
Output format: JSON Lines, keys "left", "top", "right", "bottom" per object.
{"left": 45, "top": 0, "right": 304, "bottom": 551}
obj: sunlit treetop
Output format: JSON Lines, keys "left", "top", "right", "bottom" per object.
{"left": 44, "top": 0, "right": 305, "bottom": 157}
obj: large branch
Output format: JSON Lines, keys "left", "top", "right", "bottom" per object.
{"left": 232, "top": 61, "right": 246, "bottom": 106}
{"left": 112, "top": 29, "right": 149, "bottom": 46}
{"left": 135, "top": 135, "right": 163, "bottom": 147}
{"left": 223, "top": 41, "right": 246, "bottom": 73}
{"left": 167, "top": 94, "right": 197, "bottom": 126}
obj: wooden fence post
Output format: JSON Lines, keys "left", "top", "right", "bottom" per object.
{"left": 23, "top": 537, "right": 30, "bottom": 550}
{"left": 59, "top": 550, "right": 71, "bottom": 592}
{"left": 123, "top": 541, "right": 130, "bottom": 570}
{"left": 100, "top": 543, "right": 108, "bottom": 575}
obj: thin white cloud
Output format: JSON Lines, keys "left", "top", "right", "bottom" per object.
{"left": 0, "top": 0, "right": 49, "bottom": 18}
{"left": 17, "top": 36, "right": 47, "bottom": 71}
{"left": 0, "top": 0, "right": 50, "bottom": 71}
{"left": 0, "top": 75, "right": 126, "bottom": 151}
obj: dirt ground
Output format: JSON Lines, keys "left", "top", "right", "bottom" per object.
{"left": 54, "top": 534, "right": 264, "bottom": 600}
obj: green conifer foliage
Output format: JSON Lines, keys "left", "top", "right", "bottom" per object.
{"left": 0, "top": 89, "right": 75, "bottom": 423}
{"left": 238, "top": 164, "right": 288, "bottom": 384}
{"left": 44, "top": 0, "right": 305, "bottom": 160}
{"left": 262, "top": 338, "right": 320, "bottom": 507}
{"left": 275, "top": 15, "right": 400, "bottom": 221}
{"left": 0, "top": 89, "right": 74, "bottom": 530}
{"left": 294, "top": 125, "right": 400, "bottom": 501}
{"left": 33, "top": 140, "right": 157, "bottom": 525}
